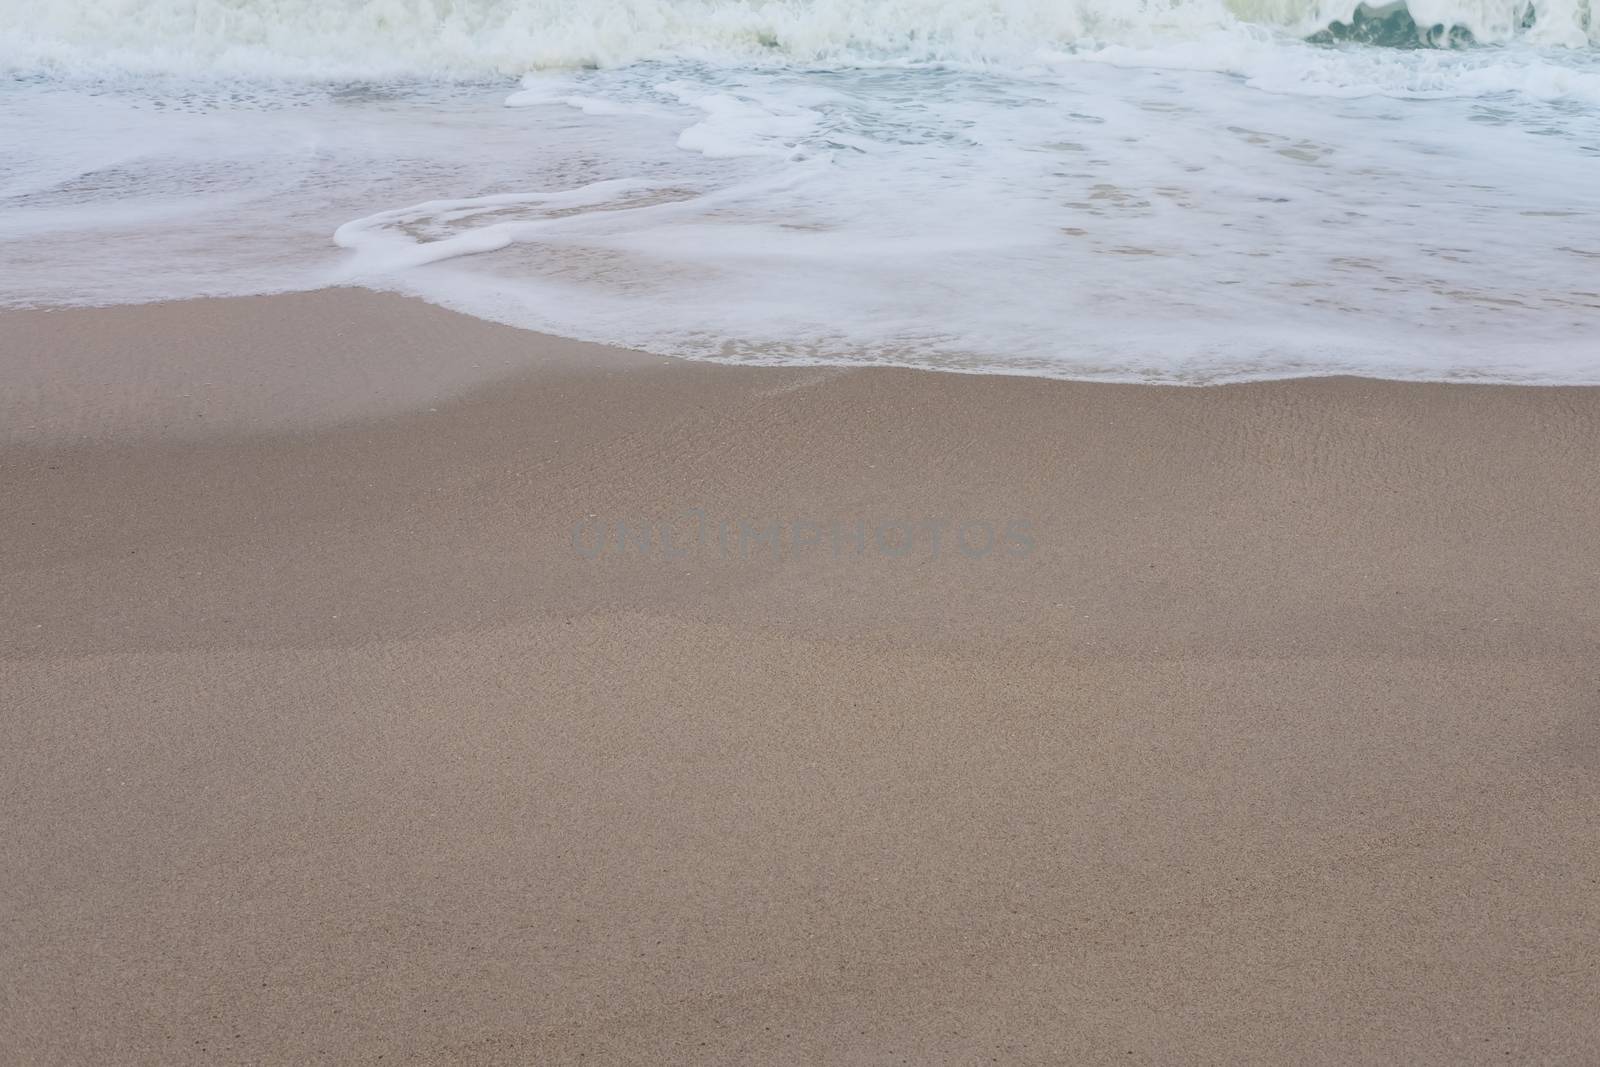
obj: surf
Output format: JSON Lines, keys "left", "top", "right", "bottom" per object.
{"left": 2, "top": 0, "right": 1594, "bottom": 80}
{"left": 2, "top": 2, "right": 1597, "bottom": 384}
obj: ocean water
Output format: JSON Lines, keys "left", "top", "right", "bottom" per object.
{"left": 2, "top": 1, "right": 1597, "bottom": 383}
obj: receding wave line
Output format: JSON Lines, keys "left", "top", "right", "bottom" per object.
{"left": 1, "top": 0, "right": 1593, "bottom": 78}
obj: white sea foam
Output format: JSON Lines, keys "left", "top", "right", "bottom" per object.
{"left": 3, "top": 3, "right": 1598, "bottom": 383}
{"left": 1, "top": 0, "right": 1593, "bottom": 79}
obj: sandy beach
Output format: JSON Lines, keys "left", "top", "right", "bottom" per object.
{"left": 3, "top": 289, "right": 1598, "bottom": 1064}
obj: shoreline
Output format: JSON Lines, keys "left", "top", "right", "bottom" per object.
{"left": 8, "top": 290, "right": 1599, "bottom": 435}
{"left": 4, "top": 290, "right": 1598, "bottom": 1062}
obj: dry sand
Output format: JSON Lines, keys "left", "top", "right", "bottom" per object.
{"left": 3, "top": 290, "right": 1598, "bottom": 1064}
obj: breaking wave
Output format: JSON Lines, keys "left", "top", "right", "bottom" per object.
{"left": 1, "top": 0, "right": 1594, "bottom": 79}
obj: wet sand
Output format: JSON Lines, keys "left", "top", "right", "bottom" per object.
{"left": 3, "top": 290, "right": 1598, "bottom": 1063}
